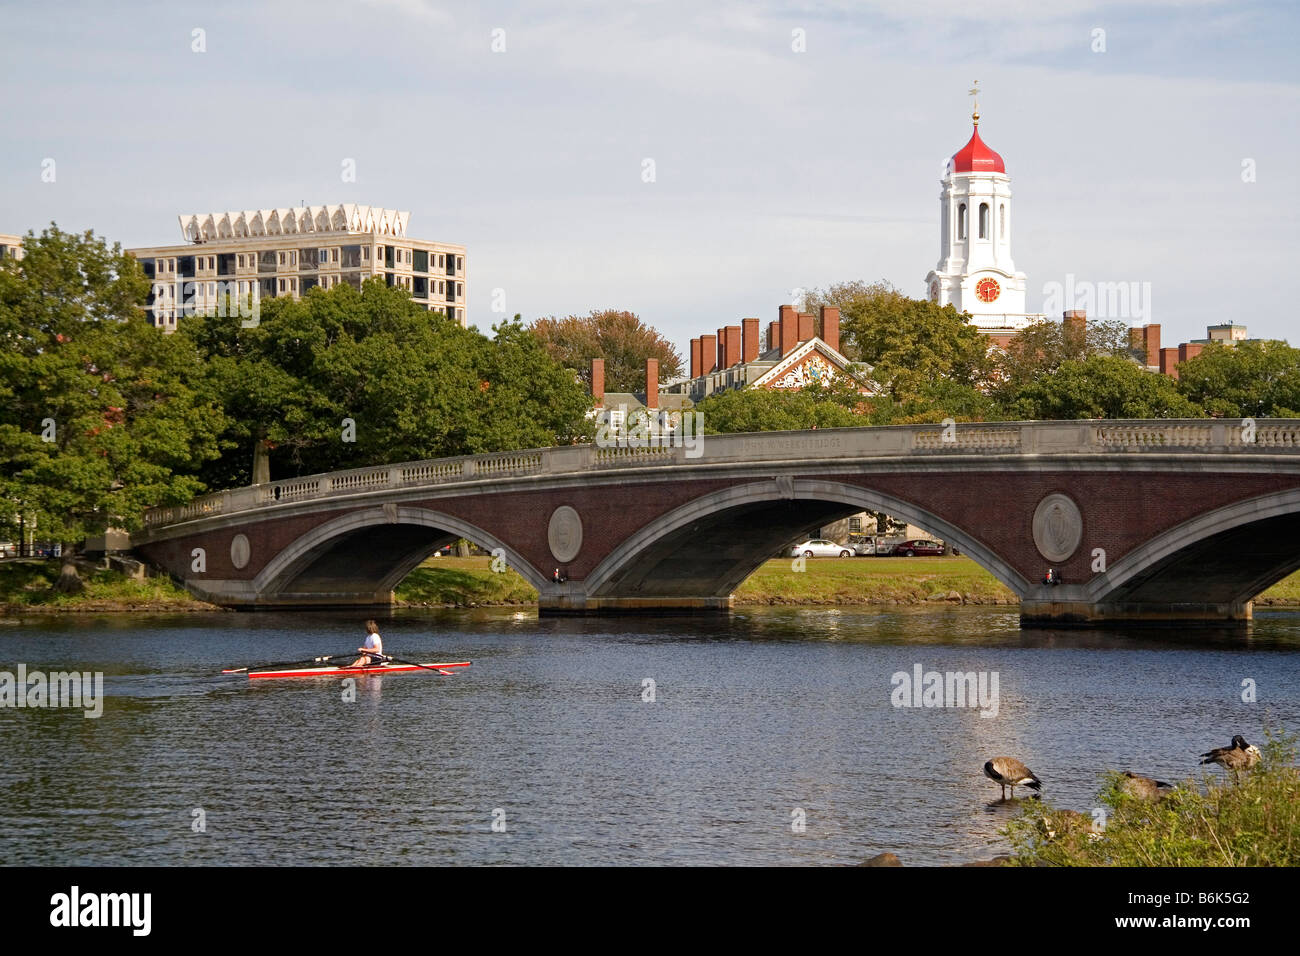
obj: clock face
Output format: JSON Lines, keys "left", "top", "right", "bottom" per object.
{"left": 975, "top": 277, "right": 1001, "bottom": 303}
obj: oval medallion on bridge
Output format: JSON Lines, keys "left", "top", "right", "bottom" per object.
{"left": 230, "top": 534, "right": 251, "bottom": 570}
{"left": 1032, "top": 494, "right": 1083, "bottom": 563}
{"left": 547, "top": 506, "right": 583, "bottom": 563}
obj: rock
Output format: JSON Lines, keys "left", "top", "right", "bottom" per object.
{"left": 961, "top": 855, "right": 1014, "bottom": 867}
{"left": 926, "top": 591, "right": 948, "bottom": 602}
{"left": 859, "top": 852, "right": 903, "bottom": 867}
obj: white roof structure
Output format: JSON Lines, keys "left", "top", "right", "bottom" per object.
{"left": 177, "top": 205, "right": 411, "bottom": 243}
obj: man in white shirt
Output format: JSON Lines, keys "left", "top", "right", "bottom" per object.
{"left": 351, "top": 620, "right": 384, "bottom": 667}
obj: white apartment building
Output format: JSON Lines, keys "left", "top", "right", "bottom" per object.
{"left": 127, "top": 204, "right": 466, "bottom": 331}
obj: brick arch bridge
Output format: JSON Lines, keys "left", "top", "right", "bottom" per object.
{"left": 132, "top": 420, "right": 1300, "bottom": 625}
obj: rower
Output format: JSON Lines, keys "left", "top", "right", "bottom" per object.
{"left": 350, "top": 620, "right": 384, "bottom": 668}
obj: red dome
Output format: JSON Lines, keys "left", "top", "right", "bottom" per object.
{"left": 951, "top": 125, "right": 1005, "bottom": 174}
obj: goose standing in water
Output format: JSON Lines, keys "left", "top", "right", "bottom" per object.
{"left": 1199, "top": 735, "right": 1262, "bottom": 780}
{"left": 984, "top": 757, "right": 1042, "bottom": 800}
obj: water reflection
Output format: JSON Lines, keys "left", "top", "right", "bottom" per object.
{"left": 0, "top": 606, "right": 1297, "bottom": 865}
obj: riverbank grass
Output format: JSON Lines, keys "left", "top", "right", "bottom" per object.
{"left": 396, "top": 557, "right": 537, "bottom": 606}
{"left": 1005, "top": 732, "right": 1300, "bottom": 866}
{"left": 0, "top": 559, "right": 203, "bottom": 610}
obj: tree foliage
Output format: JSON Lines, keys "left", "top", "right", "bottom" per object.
{"left": 694, "top": 387, "right": 866, "bottom": 434}
{"left": 0, "top": 225, "right": 225, "bottom": 545}
{"left": 1009, "top": 355, "right": 1203, "bottom": 420}
{"left": 1174, "top": 340, "right": 1300, "bottom": 418}
{"left": 529, "top": 309, "right": 682, "bottom": 392}
{"left": 183, "top": 281, "right": 594, "bottom": 485}
{"left": 994, "top": 317, "right": 1138, "bottom": 400}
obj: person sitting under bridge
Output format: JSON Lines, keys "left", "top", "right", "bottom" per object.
{"left": 351, "top": 620, "right": 384, "bottom": 668}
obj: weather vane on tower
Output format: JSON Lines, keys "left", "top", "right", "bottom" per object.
{"left": 969, "top": 80, "right": 981, "bottom": 126}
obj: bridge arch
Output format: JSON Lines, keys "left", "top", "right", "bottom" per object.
{"left": 582, "top": 478, "right": 1032, "bottom": 604}
{"left": 1085, "top": 487, "right": 1300, "bottom": 611}
{"left": 255, "top": 505, "right": 551, "bottom": 601}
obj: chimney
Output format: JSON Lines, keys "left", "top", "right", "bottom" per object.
{"left": 724, "top": 324, "right": 742, "bottom": 368}
{"left": 780, "top": 305, "right": 799, "bottom": 357}
{"left": 591, "top": 358, "right": 605, "bottom": 406}
{"left": 700, "top": 334, "right": 717, "bottom": 374}
{"left": 798, "top": 312, "right": 815, "bottom": 343}
{"left": 1159, "top": 347, "right": 1179, "bottom": 378}
{"left": 742, "top": 317, "right": 760, "bottom": 363}
{"left": 645, "top": 358, "right": 658, "bottom": 410}
{"left": 820, "top": 306, "right": 840, "bottom": 353}
{"left": 1143, "top": 324, "right": 1161, "bottom": 367}
{"left": 1063, "top": 309, "right": 1086, "bottom": 340}
{"left": 767, "top": 321, "right": 780, "bottom": 353}
{"left": 1179, "top": 342, "right": 1203, "bottom": 364}
{"left": 690, "top": 338, "right": 701, "bottom": 379}
{"left": 717, "top": 327, "right": 727, "bottom": 371}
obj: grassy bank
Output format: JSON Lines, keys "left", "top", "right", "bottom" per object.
{"left": 1006, "top": 732, "right": 1300, "bottom": 866}
{"left": 0, "top": 559, "right": 215, "bottom": 612}
{"left": 735, "top": 556, "right": 1017, "bottom": 605}
{"left": 10, "top": 554, "right": 1300, "bottom": 612}
{"left": 395, "top": 557, "right": 538, "bottom": 606}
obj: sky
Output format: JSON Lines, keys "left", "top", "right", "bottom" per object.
{"left": 2, "top": 0, "right": 1297, "bottom": 356}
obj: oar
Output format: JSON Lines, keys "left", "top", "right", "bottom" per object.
{"left": 366, "top": 652, "right": 463, "bottom": 676}
{"left": 222, "top": 653, "right": 353, "bottom": 675}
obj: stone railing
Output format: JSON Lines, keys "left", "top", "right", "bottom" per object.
{"left": 141, "top": 419, "right": 1300, "bottom": 528}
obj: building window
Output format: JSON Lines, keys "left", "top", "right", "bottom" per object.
{"left": 979, "top": 203, "right": 989, "bottom": 239}
{"left": 957, "top": 203, "right": 967, "bottom": 240}
{"left": 1000, "top": 203, "right": 1006, "bottom": 237}
{"left": 456, "top": 256, "right": 464, "bottom": 272}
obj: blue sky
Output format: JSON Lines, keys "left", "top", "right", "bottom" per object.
{"left": 2, "top": 0, "right": 1296, "bottom": 354}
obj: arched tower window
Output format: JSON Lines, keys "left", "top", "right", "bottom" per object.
{"left": 999, "top": 203, "right": 1006, "bottom": 237}
{"left": 979, "top": 203, "right": 989, "bottom": 239}
{"left": 957, "top": 203, "right": 967, "bottom": 240}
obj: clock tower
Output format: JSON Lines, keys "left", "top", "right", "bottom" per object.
{"left": 925, "top": 85, "right": 1037, "bottom": 335}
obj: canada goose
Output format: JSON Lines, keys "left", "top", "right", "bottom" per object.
{"left": 1120, "top": 772, "right": 1174, "bottom": 801}
{"left": 984, "top": 757, "right": 1042, "bottom": 799}
{"left": 1199, "top": 735, "right": 1262, "bottom": 780}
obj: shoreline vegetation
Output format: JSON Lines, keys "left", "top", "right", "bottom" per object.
{"left": 7, "top": 555, "right": 1300, "bottom": 613}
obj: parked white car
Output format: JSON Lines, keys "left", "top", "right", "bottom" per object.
{"left": 790, "top": 539, "right": 852, "bottom": 558}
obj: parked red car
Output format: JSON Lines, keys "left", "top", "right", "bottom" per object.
{"left": 888, "top": 539, "right": 946, "bottom": 557}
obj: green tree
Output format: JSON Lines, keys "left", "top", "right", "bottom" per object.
{"left": 846, "top": 297, "right": 993, "bottom": 402}
{"left": 529, "top": 309, "right": 682, "bottom": 391}
{"left": 994, "top": 317, "right": 1138, "bottom": 401}
{"left": 695, "top": 387, "right": 865, "bottom": 434}
{"left": 0, "top": 225, "right": 225, "bottom": 582}
{"left": 1009, "top": 355, "right": 1203, "bottom": 420}
{"left": 1175, "top": 340, "right": 1300, "bottom": 418}
{"left": 800, "top": 280, "right": 907, "bottom": 362}
{"left": 184, "top": 281, "right": 594, "bottom": 484}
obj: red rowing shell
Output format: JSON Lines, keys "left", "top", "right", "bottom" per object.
{"left": 247, "top": 661, "right": 471, "bottom": 680}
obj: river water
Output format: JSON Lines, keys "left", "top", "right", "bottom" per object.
{"left": 2, "top": 606, "right": 1299, "bottom": 866}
